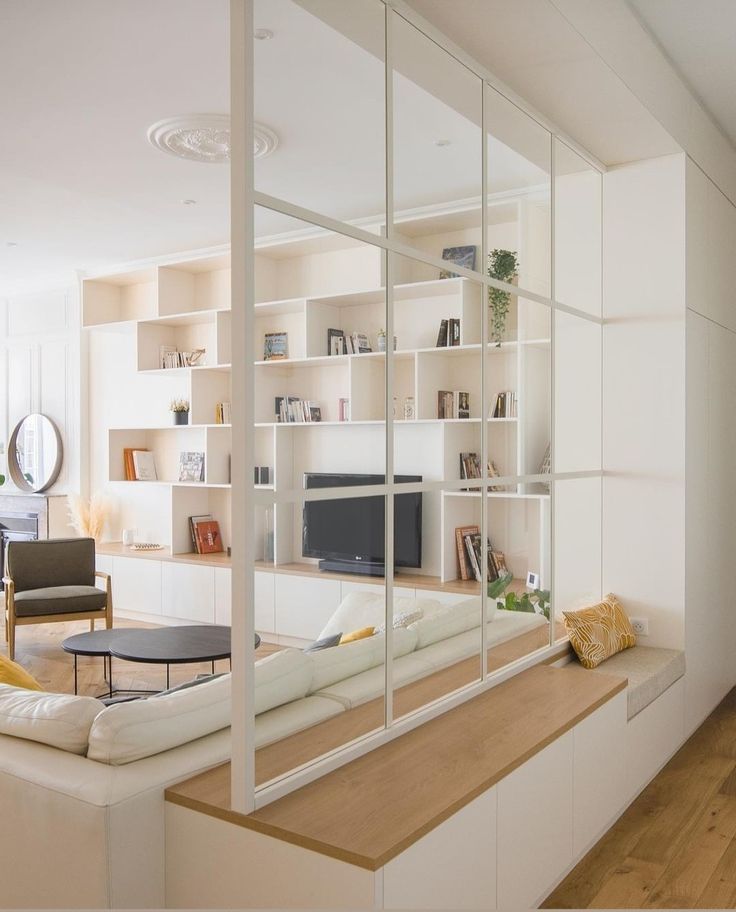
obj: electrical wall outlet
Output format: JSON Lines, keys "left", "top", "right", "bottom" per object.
{"left": 630, "top": 617, "right": 649, "bottom": 636}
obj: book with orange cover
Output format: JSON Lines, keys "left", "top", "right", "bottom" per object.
{"left": 455, "top": 524, "right": 479, "bottom": 581}
{"left": 194, "top": 520, "right": 223, "bottom": 554}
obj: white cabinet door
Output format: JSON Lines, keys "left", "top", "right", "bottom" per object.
{"left": 214, "top": 568, "right": 231, "bottom": 626}
{"left": 95, "top": 554, "right": 114, "bottom": 582}
{"left": 112, "top": 557, "right": 162, "bottom": 617}
{"left": 162, "top": 563, "right": 215, "bottom": 624}
{"left": 497, "top": 732, "right": 574, "bottom": 909}
{"left": 274, "top": 574, "right": 341, "bottom": 640}
{"left": 255, "top": 571, "right": 275, "bottom": 633}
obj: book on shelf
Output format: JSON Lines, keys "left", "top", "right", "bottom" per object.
{"left": 274, "top": 395, "right": 322, "bottom": 423}
{"left": 195, "top": 520, "right": 223, "bottom": 554}
{"left": 215, "top": 401, "right": 231, "bottom": 424}
{"left": 463, "top": 532, "right": 505, "bottom": 583}
{"left": 131, "top": 449, "right": 157, "bottom": 481}
{"left": 438, "top": 390, "right": 470, "bottom": 419}
{"left": 159, "top": 345, "right": 205, "bottom": 369}
{"left": 338, "top": 398, "right": 350, "bottom": 422}
{"left": 435, "top": 317, "right": 461, "bottom": 348}
{"left": 459, "top": 452, "right": 482, "bottom": 490}
{"left": 327, "top": 328, "right": 345, "bottom": 356}
{"left": 491, "top": 390, "right": 517, "bottom": 419}
{"left": 123, "top": 447, "right": 144, "bottom": 481}
{"left": 455, "top": 524, "right": 479, "bottom": 580}
{"left": 178, "top": 451, "right": 205, "bottom": 483}
{"left": 189, "top": 513, "right": 212, "bottom": 549}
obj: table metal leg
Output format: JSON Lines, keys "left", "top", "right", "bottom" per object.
{"left": 211, "top": 660, "right": 215, "bottom": 674}
{"left": 109, "top": 657, "right": 113, "bottom": 699}
{"left": 74, "top": 655, "right": 78, "bottom": 695}
{"left": 166, "top": 664, "right": 170, "bottom": 690}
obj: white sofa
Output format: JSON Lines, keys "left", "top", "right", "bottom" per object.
{"left": 0, "top": 594, "right": 546, "bottom": 909}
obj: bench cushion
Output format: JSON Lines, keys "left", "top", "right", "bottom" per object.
{"left": 588, "top": 645, "right": 685, "bottom": 719}
{"left": 13, "top": 585, "right": 107, "bottom": 617}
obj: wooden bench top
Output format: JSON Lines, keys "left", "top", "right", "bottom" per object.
{"left": 166, "top": 664, "right": 626, "bottom": 870}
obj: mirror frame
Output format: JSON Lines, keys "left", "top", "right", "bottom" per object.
{"left": 7, "top": 413, "right": 63, "bottom": 493}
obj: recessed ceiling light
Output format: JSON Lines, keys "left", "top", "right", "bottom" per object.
{"left": 433, "top": 139, "right": 452, "bottom": 147}
{"left": 181, "top": 199, "right": 197, "bottom": 206}
{"left": 254, "top": 28, "right": 274, "bottom": 40}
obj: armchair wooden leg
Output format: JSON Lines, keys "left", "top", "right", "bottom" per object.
{"left": 90, "top": 619, "right": 95, "bottom": 632}
{"left": 106, "top": 578, "right": 113, "bottom": 630}
{"left": 7, "top": 613, "right": 15, "bottom": 662}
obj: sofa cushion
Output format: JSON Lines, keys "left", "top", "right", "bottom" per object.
{"left": 0, "top": 655, "right": 43, "bottom": 691}
{"left": 318, "top": 592, "right": 443, "bottom": 640}
{"left": 254, "top": 648, "right": 313, "bottom": 715}
{"left": 8, "top": 537, "right": 96, "bottom": 591}
{"left": 587, "top": 645, "right": 686, "bottom": 719}
{"left": 0, "top": 684, "right": 101, "bottom": 754}
{"left": 340, "top": 626, "right": 375, "bottom": 644}
{"left": 408, "top": 597, "right": 496, "bottom": 649}
{"left": 87, "top": 674, "right": 231, "bottom": 765}
{"left": 13, "top": 585, "right": 107, "bottom": 618}
{"left": 303, "top": 633, "right": 343, "bottom": 654}
{"left": 563, "top": 594, "right": 636, "bottom": 669}
{"left": 309, "top": 627, "right": 417, "bottom": 693}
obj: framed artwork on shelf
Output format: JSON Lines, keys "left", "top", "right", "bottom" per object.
{"left": 264, "top": 332, "right": 288, "bottom": 361}
{"left": 439, "top": 245, "right": 477, "bottom": 279}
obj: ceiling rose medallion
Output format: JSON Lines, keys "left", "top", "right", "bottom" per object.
{"left": 147, "top": 115, "right": 279, "bottom": 162}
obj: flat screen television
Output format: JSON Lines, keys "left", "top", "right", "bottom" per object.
{"left": 302, "top": 473, "right": 422, "bottom": 576}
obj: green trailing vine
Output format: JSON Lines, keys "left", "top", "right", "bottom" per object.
{"left": 487, "top": 249, "right": 519, "bottom": 346}
{"left": 488, "top": 571, "right": 551, "bottom": 620}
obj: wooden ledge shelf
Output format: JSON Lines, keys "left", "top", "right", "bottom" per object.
{"left": 165, "top": 664, "right": 626, "bottom": 871}
{"left": 96, "top": 542, "right": 231, "bottom": 568}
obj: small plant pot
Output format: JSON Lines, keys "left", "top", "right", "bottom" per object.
{"left": 173, "top": 411, "right": 189, "bottom": 426}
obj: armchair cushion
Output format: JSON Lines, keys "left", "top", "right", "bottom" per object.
{"left": 13, "top": 586, "right": 107, "bottom": 618}
{"left": 7, "top": 538, "right": 96, "bottom": 592}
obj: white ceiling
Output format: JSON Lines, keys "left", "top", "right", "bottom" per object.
{"left": 627, "top": 0, "right": 736, "bottom": 149}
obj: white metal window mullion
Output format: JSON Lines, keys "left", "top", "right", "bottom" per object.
{"left": 230, "top": 0, "right": 256, "bottom": 815}
{"left": 548, "top": 135, "right": 557, "bottom": 649}
{"left": 480, "top": 79, "right": 489, "bottom": 680}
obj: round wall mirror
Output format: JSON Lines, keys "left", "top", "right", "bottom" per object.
{"left": 7, "top": 414, "right": 63, "bottom": 493}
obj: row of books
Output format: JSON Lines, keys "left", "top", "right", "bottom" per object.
{"left": 188, "top": 514, "right": 223, "bottom": 554}
{"left": 455, "top": 524, "right": 509, "bottom": 582}
{"left": 214, "top": 401, "right": 231, "bottom": 424}
{"left": 275, "top": 396, "right": 322, "bottom": 423}
{"left": 437, "top": 390, "right": 470, "bottom": 420}
{"left": 159, "top": 345, "right": 206, "bottom": 370}
{"left": 435, "top": 318, "right": 461, "bottom": 347}
{"left": 123, "top": 448, "right": 157, "bottom": 481}
{"left": 327, "top": 328, "right": 371, "bottom": 356}
{"left": 491, "top": 390, "right": 517, "bottom": 418}
{"left": 459, "top": 451, "right": 505, "bottom": 491}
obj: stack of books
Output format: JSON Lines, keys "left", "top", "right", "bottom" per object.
{"left": 215, "top": 401, "right": 231, "bottom": 424}
{"left": 123, "top": 448, "right": 157, "bottom": 481}
{"left": 459, "top": 452, "right": 505, "bottom": 491}
{"left": 454, "top": 524, "right": 509, "bottom": 583}
{"left": 435, "top": 318, "right": 461, "bottom": 347}
{"left": 189, "top": 514, "right": 224, "bottom": 554}
{"left": 275, "top": 396, "right": 322, "bottom": 423}
{"left": 344, "top": 332, "right": 372, "bottom": 354}
{"left": 491, "top": 391, "right": 518, "bottom": 418}
{"left": 438, "top": 390, "right": 470, "bottom": 419}
{"left": 159, "top": 346, "right": 205, "bottom": 369}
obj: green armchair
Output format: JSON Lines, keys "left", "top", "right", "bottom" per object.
{"left": 3, "top": 538, "right": 112, "bottom": 660}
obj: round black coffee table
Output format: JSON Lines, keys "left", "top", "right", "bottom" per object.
{"left": 62, "top": 628, "right": 134, "bottom": 696}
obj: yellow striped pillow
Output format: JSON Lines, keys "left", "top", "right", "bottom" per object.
{"left": 563, "top": 594, "right": 636, "bottom": 669}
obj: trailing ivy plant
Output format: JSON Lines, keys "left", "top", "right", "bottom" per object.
{"left": 488, "top": 571, "right": 551, "bottom": 620}
{"left": 487, "top": 249, "right": 519, "bottom": 346}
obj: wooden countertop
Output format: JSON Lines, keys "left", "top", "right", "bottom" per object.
{"left": 166, "top": 664, "right": 626, "bottom": 870}
{"left": 97, "top": 542, "right": 232, "bottom": 568}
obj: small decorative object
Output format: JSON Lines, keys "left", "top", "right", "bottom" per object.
{"left": 439, "top": 245, "right": 477, "bottom": 279}
{"left": 171, "top": 399, "right": 190, "bottom": 425}
{"left": 392, "top": 396, "right": 398, "bottom": 419}
{"left": 527, "top": 571, "right": 541, "bottom": 589}
{"left": 264, "top": 331, "right": 288, "bottom": 360}
{"left": 179, "top": 451, "right": 205, "bottom": 483}
{"left": 338, "top": 398, "right": 350, "bottom": 422}
{"left": 377, "top": 330, "right": 397, "bottom": 352}
{"left": 122, "top": 528, "right": 135, "bottom": 547}
{"left": 327, "top": 328, "right": 345, "bottom": 356}
{"left": 67, "top": 492, "right": 112, "bottom": 542}
{"left": 488, "top": 248, "right": 519, "bottom": 346}
{"left": 185, "top": 348, "right": 205, "bottom": 366}
{"left": 403, "top": 397, "right": 415, "bottom": 421}
{"left": 131, "top": 542, "right": 164, "bottom": 552}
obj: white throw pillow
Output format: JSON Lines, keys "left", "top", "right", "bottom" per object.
{"left": 0, "top": 684, "right": 102, "bottom": 755}
{"left": 318, "top": 592, "right": 443, "bottom": 640}
{"left": 309, "top": 627, "right": 417, "bottom": 693}
{"left": 408, "top": 597, "right": 496, "bottom": 650}
{"left": 254, "top": 648, "right": 313, "bottom": 715}
{"left": 87, "top": 674, "right": 231, "bottom": 765}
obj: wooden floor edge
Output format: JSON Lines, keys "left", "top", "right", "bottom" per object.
{"left": 165, "top": 673, "right": 627, "bottom": 870}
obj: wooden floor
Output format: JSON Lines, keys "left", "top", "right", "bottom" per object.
{"left": 544, "top": 687, "right": 736, "bottom": 909}
{"left": 2, "top": 618, "right": 281, "bottom": 696}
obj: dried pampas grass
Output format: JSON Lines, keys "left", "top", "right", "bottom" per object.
{"left": 67, "top": 492, "right": 112, "bottom": 541}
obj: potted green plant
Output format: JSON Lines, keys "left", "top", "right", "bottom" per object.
{"left": 488, "top": 572, "right": 551, "bottom": 620}
{"left": 170, "top": 399, "right": 190, "bottom": 426}
{"left": 487, "top": 249, "right": 519, "bottom": 346}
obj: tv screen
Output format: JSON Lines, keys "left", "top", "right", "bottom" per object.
{"left": 302, "top": 473, "right": 422, "bottom": 569}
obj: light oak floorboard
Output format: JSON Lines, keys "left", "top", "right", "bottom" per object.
{"left": 544, "top": 688, "right": 736, "bottom": 909}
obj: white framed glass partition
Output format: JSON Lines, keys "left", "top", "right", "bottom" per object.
{"left": 231, "top": 0, "right": 604, "bottom": 811}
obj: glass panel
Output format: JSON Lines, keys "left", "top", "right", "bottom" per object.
{"left": 254, "top": 492, "right": 387, "bottom": 789}
{"left": 485, "top": 85, "right": 551, "bottom": 299}
{"left": 517, "top": 299, "right": 551, "bottom": 489}
{"left": 254, "top": 0, "right": 386, "bottom": 227}
{"left": 554, "top": 139, "right": 602, "bottom": 316}
{"left": 392, "top": 11, "right": 483, "bottom": 273}
{"left": 487, "top": 492, "right": 552, "bottom": 662}
{"left": 554, "top": 311, "right": 602, "bottom": 474}
{"left": 554, "top": 477, "right": 602, "bottom": 643}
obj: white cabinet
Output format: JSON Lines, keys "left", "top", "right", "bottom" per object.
{"left": 215, "top": 568, "right": 231, "bottom": 626}
{"left": 496, "top": 731, "right": 574, "bottom": 909}
{"left": 274, "top": 574, "right": 341, "bottom": 641}
{"left": 162, "top": 563, "right": 215, "bottom": 624}
{"left": 95, "top": 555, "right": 114, "bottom": 586}
{"left": 254, "top": 571, "right": 275, "bottom": 633}
{"left": 112, "top": 556, "right": 162, "bottom": 616}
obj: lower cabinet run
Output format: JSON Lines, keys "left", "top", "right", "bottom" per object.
{"left": 164, "top": 689, "right": 631, "bottom": 910}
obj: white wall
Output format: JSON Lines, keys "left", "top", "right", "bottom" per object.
{"left": 0, "top": 286, "right": 81, "bottom": 494}
{"left": 602, "top": 154, "right": 687, "bottom": 649}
